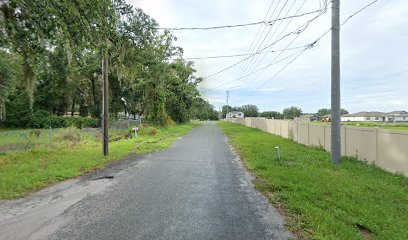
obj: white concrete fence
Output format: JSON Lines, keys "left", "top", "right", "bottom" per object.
{"left": 228, "top": 117, "right": 408, "bottom": 177}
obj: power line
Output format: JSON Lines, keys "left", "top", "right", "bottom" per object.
{"left": 201, "top": 2, "right": 328, "bottom": 80}
{"left": 201, "top": 1, "right": 327, "bottom": 82}
{"left": 172, "top": 45, "right": 306, "bottom": 60}
{"left": 341, "top": 0, "right": 378, "bottom": 25}
{"left": 158, "top": 10, "right": 323, "bottom": 31}
{"left": 233, "top": 0, "right": 291, "bottom": 81}
{"left": 200, "top": 47, "right": 308, "bottom": 93}
{"left": 234, "top": 0, "right": 319, "bottom": 94}
{"left": 231, "top": 0, "right": 282, "bottom": 92}
{"left": 238, "top": 0, "right": 380, "bottom": 102}
{"left": 201, "top": 25, "right": 309, "bottom": 80}
{"left": 234, "top": 1, "right": 329, "bottom": 95}
{"left": 200, "top": 0, "right": 378, "bottom": 102}
{"left": 243, "top": 48, "right": 308, "bottom": 100}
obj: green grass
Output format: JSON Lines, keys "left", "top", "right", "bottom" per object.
{"left": 218, "top": 122, "right": 408, "bottom": 240}
{"left": 0, "top": 123, "right": 198, "bottom": 199}
{"left": 342, "top": 122, "right": 408, "bottom": 131}
{"left": 314, "top": 121, "right": 408, "bottom": 131}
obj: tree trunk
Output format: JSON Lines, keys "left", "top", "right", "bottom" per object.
{"left": 71, "top": 93, "right": 77, "bottom": 116}
{"left": 23, "top": 60, "right": 36, "bottom": 113}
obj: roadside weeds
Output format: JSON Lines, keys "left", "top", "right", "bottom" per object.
{"left": 218, "top": 122, "right": 408, "bottom": 240}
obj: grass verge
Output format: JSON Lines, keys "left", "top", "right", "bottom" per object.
{"left": 218, "top": 122, "right": 408, "bottom": 240}
{"left": 314, "top": 121, "right": 408, "bottom": 132}
{"left": 0, "top": 123, "right": 198, "bottom": 199}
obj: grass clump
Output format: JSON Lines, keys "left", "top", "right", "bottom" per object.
{"left": 218, "top": 122, "right": 408, "bottom": 240}
{"left": 0, "top": 123, "right": 199, "bottom": 199}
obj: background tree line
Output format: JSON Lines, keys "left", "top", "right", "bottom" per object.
{"left": 0, "top": 0, "right": 217, "bottom": 128}
{"left": 221, "top": 104, "right": 348, "bottom": 120}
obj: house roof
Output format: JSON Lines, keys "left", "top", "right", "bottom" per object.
{"left": 342, "top": 111, "right": 408, "bottom": 117}
{"left": 388, "top": 111, "right": 408, "bottom": 115}
{"left": 228, "top": 111, "right": 243, "bottom": 114}
{"left": 298, "top": 114, "right": 318, "bottom": 118}
{"left": 342, "top": 111, "right": 386, "bottom": 117}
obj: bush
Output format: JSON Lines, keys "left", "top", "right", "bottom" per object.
{"left": 7, "top": 110, "right": 100, "bottom": 129}
{"left": 65, "top": 117, "right": 100, "bottom": 128}
{"left": 32, "top": 110, "right": 67, "bottom": 128}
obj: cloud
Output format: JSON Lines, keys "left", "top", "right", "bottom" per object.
{"left": 129, "top": 0, "right": 408, "bottom": 113}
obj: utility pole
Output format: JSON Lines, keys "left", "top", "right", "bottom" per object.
{"left": 219, "top": 107, "right": 222, "bottom": 120}
{"left": 102, "top": 52, "right": 109, "bottom": 156}
{"left": 226, "top": 91, "right": 230, "bottom": 121}
{"left": 331, "top": 0, "right": 341, "bottom": 163}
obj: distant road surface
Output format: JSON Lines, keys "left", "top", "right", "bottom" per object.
{"left": 0, "top": 122, "right": 292, "bottom": 240}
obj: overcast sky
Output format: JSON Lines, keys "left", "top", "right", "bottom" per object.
{"left": 128, "top": 0, "right": 408, "bottom": 113}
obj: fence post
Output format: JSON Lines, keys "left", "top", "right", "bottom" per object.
{"left": 296, "top": 122, "right": 299, "bottom": 142}
{"left": 323, "top": 125, "right": 326, "bottom": 150}
{"left": 344, "top": 126, "right": 347, "bottom": 155}
{"left": 375, "top": 128, "right": 379, "bottom": 163}
{"left": 287, "top": 121, "right": 290, "bottom": 139}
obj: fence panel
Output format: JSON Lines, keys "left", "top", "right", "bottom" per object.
{"left": 280, "top": 120, "right": 289, "bottom": 139}
{"left": 377, "top": 130, "right": 408, "bottom": 175}
{"left": 309, "top": 124, "right": 325, "bottom": 148}
{"left": 288, "top": 121, "right": 298, "bottom": 141}
{"left": 344, "top": 127, "right": 377, "bottom": 163}
{"left": 297, "top": 123, "right": 309, "bottom": 146}
{"left": 227, "top": 117, "right": 408, "bottom": 176}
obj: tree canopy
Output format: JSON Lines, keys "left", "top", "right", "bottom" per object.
{"left": 317, "top": 108, "right": 349, "bottom": 116}
{"left": 283, "top": 106, "right": 302, "bottom": 119}
{"left": 260, "top": 111, "right": 283, "bottom": 119}
{"left": 0, "top": 0, "right": 216, "bottom": 127}
{"left": 239, "top": 104, "right": 259, "bottom": 117}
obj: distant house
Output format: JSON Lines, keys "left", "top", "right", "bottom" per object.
{"left": 341, "top": 111, "right": 408, "bottom": 122}
{"left": 226, "top": 111, "right": 244, "bottom": 119}
{"left": 295, "top": 114, "right": 320, "bottom": 122}
{"left": 388, "top": 111, "right": 408, "bottom": 122}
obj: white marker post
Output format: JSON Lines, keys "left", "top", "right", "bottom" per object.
{"left": 133, "top": 127, "right": 139, "bottom": 138}
{"left": 275, "top": 146, "right": 280, "bottom": 160}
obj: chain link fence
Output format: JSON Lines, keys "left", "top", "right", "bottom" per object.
{"left": 0, "top": 119, "right": 142, "bottom": 153}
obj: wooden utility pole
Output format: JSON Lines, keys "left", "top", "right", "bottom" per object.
{"left": 331, "top": 0, "right": 341, "bottom": 163}
{"left": 102, "top": 52, "right": 109, "bottom": 156}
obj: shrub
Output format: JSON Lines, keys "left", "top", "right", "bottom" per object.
{"left": 149, "top": 128, "right": 157, "bottom": 135}
{"left": 58, "top": 128, "right": 81, "bottom": 143}
{"left": 16, "top": 110, "right": 101, "bottom": 129}
{"left": 65, "top": 117, "right": 100, "bottom": 129}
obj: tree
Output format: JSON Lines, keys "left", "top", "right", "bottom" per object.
{"left": 0, "top": 50, "right": 20, "bottom": 123}
{"left": 260, "top": 111, "right": 283, "bottom": 119}
{"left": 317, "top": 108, "right": 349, "bottom": 116}
{"left": 283, "top": 106, "right": 302, "bottom": 119}
{"left": 317, "top": 108, "right": 331, "bottom": 116}
{"left": 191, "top": 98, "right": 218, "bottom": 120}
{"left": 240, "top": 104, "right": 259, "bottom": 117}
{"left": 0, "top": 1, "right": 207, "bottom": 128}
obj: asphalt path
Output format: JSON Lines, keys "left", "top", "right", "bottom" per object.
{"left": 2, "top": 122, "right": 292, "bottom": 240}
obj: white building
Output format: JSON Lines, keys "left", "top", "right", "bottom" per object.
{"left": 341, "top": 111, "right": 408, "bottom": 122}
{"left": 388, "top": 111, "right": 408, "bottom": 122}
{"left": 226, "top": 111, "right": 244, "bottom": 119}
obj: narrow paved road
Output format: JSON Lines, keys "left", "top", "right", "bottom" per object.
{"left": 2, "top": 122, "right": 292, "bottom": 240}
